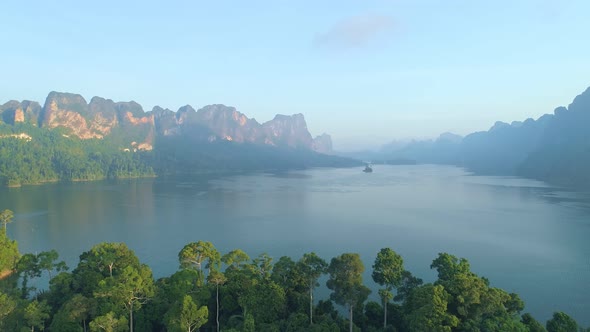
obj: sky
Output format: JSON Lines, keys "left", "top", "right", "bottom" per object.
{"left": 1, "top": 0, "right": 590, "bottom": 151}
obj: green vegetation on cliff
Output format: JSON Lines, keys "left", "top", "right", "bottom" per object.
{"left": 152, "top": 136, "right": 360, "bottom": 176}
{"left": 0, "top": 122, "right": 358, "bottom": 187}
{"left": 0, "top": 123, "right": 154, "bottom": 186}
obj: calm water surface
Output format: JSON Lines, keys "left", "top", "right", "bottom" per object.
{"left": 3, "top": 165, "right": 589, "bottom": 325}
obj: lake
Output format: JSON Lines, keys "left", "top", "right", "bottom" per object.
{"left": 3, "top": 165, "right": 589, "bottom": 325}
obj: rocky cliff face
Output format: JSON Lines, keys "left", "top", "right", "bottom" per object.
{"left": 262, "top": 114, "right": 314, "bottom": 149}
{"left": 0, "top": 100, "right": 42, "bottom": 125}
{"left": 40, "top": 92, "right": 98, "bottom": 138}
{"left": 150, "top": 105, "right": 212, "bottom": 141}
{"left": 1, "top": 91, "right": 332, "bottom": 154}
{"left": 152, "top": 104, "right": 326, "bottom": 151}
{"left": 313, "top": 133, "right": 333, "bottom": 154}
{"left": 35, "top": 92, "right": 154, "bottom": 149}
{"left": 194, "top": 104, "right": 266, "bottom": 144}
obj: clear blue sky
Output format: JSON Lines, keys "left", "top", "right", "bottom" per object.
{"left": 2, "top": 0, "right": 589, "bottom": 150}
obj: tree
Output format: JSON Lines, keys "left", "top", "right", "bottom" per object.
{"left": 178, "top": 241, "right": 220, "bottom": 285}
{"left": 222, "top": 250, "right": 257, "bottom": 319}
{"left": 165, "top": 295, "right": 208, "bottom": 332}
{"left": 430, "top": 252, "right": 471, "bottom": 282}
{"left": 238, "top": 279, "right": 286, "bottom": 324}
{"left": 17, "top": 253, "right": 41, "bottom": 298}
{"left": 252, "top": 253, "right": 273, "bottom": 280}
{"left": 521, "top": 313, "right": 546, "bottom": 332}
{"left": 0, "top": 209, "right": 13, "bottom": 233}
{"left": 0, "top": 291, "right": 16, "bottom": 330}
{"left": 49, "top": 309, "right": 87, "bottom": 332}
{"left": 297, "top": 252, "right": 327, "bottom": 325}
{"left": 161, "top": 269, "right": 202, "bottom": 305}
{"left": 24, "top": 300, "right": 50, "bottom": 332}
{"left": 403, "top": 284, "right": 459, "bottom": 332}
{"left": 61, "top": 294, "right": 96, "bottom": 332}
{"left": 47, "top": 271, "right": 75, "bottom": 310}
{"left": 96, "top": 264, "right": 155, "bottom": 332}
{"left": 84, "top": 243, "right": 140, "bottom": 278}
{"left": 372, "top": 248, "right": 404, "bottom": 329}
{"left": 89, "top": 312, "right": 128, "bottom": 332}
{"left": 0, "top": 225, "right": 19, "bottom": 272}
{"left": 207, "top": 270, "right": 227, "bottom": 332}
{"left": 37, "top": 249, "right": 68, "bottom": 280}
{"left": 546, "top": 312, "right": 578, "bottom": 332}
{"left": 430, "top": 253, "right": 526, "bottom": 330}
{"left": 271, "top": 256, "right": 296, "bottom": 287}
{"left": 326, "top": 253, "right": 371, "bottom": 332}
{"left": 74, "top": 242, "right": 141, "bottom": 297}
{"left": 221, "top": 249, "right": 250, "bottom": 270}
{"left": 394, "top": 270, "right": 423, "bottom": 302}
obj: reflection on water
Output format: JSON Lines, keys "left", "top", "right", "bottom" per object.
{"left": 2, "top": 165, "right": 589, "bottom": 325}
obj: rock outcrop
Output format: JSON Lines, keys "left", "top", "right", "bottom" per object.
{"left": 262, "top": 114, "right": 314, "bottom": 149}
{"left": 0, "top": 100, "right": 42, "bottom": 125}
{"left": 313, "top": 133, "right": 333, "bottom": 154}
{"left": 1, "top": 91, "right": 333, "bottom": 154}
{"left": 35, "top": 92, "right": 153, "bottom": 149}
{"left": 153, "top": 104, "right": 326, "bottom": 151}
{"left": 194, "top": 104, "right": 265, "bottom": 143}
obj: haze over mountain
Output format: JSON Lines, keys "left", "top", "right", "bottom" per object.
{"left": 378, "top": 86, "right": 590, "bottom": 186}
{"left": 3, "top": 2, "right": 590, "bottom": 148}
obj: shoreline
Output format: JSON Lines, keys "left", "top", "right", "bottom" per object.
{"left": 4, "top": 174, "right": 157, "bottom": 188}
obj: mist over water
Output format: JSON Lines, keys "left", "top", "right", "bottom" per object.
{"left": 3, "top": 165, "right": 589, "bottom": 325}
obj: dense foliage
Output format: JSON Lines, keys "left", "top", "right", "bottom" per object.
{"left": 0, "top": 122, "right": 358, "bottom": 187}
{"left": 0, "top": 123, "right": 154, "bottom": 187}
{"left": 0, "top": 213, "right": 586, "bottom": 332}
{"left": 151, "top": 136, "right": 361, "bottom": 176}
{"left": 0, "top": 210, "right": 19, "bottom": 273}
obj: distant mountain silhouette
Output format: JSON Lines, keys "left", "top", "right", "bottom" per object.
{"left": 382, "top": 132, "right": 463, "bottom": 165}
{"left": 518, "top": 87, "right": 590, "bottom": 185}
{"left": 382, "top": 86, "right": 590, "bottom": 186}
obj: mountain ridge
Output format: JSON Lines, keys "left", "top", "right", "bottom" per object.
{"left": 379, "top": 86, "right": 590, "bottom": 187}
{"left": 0, "top": 91, "right": 360, "bottom": 187}
{"left": 0, "top": 91, "right": 334, "bottom": 154}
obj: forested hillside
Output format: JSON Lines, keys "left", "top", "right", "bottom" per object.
{"left": 0, "top": 92, "right": 359, "bottom": 187}
{"left": 0, "top": 122, "right": 358, "bottom": 187}
{"left": 0, "top": 123, "right": 153, "bottom": 187}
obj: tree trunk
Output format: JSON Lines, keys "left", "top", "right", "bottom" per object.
{"left": 130, "top": 303, "right": 134, "bottom": 332}
{"left": 349, "top": 304, "right": 353, "bottom": 332}
{"left": 216, "top": 283, "right": 220, "bottom": 332}
{"left": 383, "top": 299, "right": 387, "bottom": 329}
{"left": 309, "top": 283, "right": 313, "bottom": 325}
{"left": 83, "top": 318, "right": 87, "bottom": 332}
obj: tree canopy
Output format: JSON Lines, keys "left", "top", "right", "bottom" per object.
{"left": 0, "top": 232, "right": 586, "bottom": 332}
